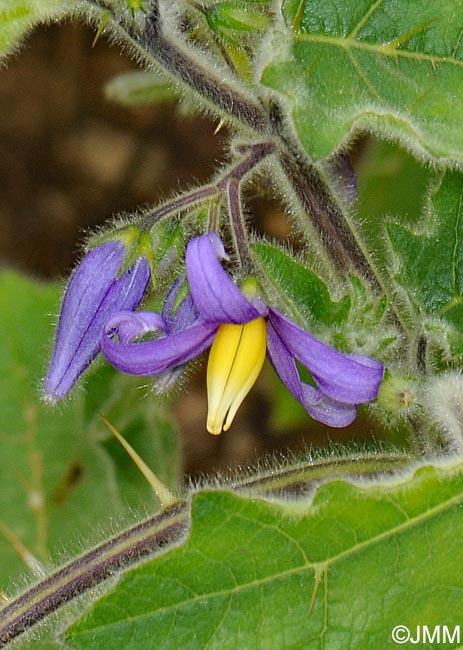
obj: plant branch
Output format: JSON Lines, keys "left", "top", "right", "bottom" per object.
{"left": 86, "top": 1, "right": 396, "bottom": 303}
{"left": 87, "top": 0, "right": 269, "bottom": 132}
{"left": 141, "top": 185, "right": 219, "bottom": 230}
{"left": 142, "top": 141, "right": 275, "bottom": 234}
{"left": 0, "top": 502, "right": 188, "bottom": 648}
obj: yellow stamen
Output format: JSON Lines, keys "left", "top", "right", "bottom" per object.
{"left": 206, "top": 317, "right": 267, "bottom": 435}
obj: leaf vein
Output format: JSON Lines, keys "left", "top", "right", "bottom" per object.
{"left": 294, "top": 32, "right": 463, "bottom": 68}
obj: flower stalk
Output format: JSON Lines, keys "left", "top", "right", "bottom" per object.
{"left": 87, "top": 1, "right": 389, "bottom": 298}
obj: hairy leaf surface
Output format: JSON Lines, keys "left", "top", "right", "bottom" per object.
{"left": 65, "top": 460, "right": 463, "bottom": 649}
{"left": 261, "top": 0, "right": 463, "bottom": 162}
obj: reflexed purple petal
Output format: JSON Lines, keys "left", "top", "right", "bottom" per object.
{"left": 267, "top": 320, "right": 367, "bottom": 427}
{"left": 105, "top": 310, "right": 167, "bottom": 344}
{"left": 301, "top": 385, "right": 357, "bottom": 427}
{"left": 186, "top": 233, "right": 260, "bottom": 323}
{"left": 268, "top": 309, "right": 383, "bottom": 404}
{"left": 44, "top": 244, "right": 150, "bottom": 403}
{"left": 101, "top": 318, "right": 218, "bottom": 376}
{"left": 266, "top": 321, "right": 304, "bottom": 403}
{"left": 267, "top": 323, "right": 356, "bottom": 426}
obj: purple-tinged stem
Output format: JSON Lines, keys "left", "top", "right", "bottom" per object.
{"left": 218, "top": 142, "right": 275, "bottom": 269}
{"left": 0, "top": 450, "right": 411, "bottom": 647}
{"left": 0, "top": 503, "right": 188, "bottom": 648}
{"left": 142, "top": 142, "right": 274, "bottom": 235}
{"left": 225, "top": 177, "right": 250, "bottom": 272}
{"left": 142, "top": 185, "right": 219, "bottom": 230}
{"left": 88, "top": 0, "right": 268, "bottom": 133}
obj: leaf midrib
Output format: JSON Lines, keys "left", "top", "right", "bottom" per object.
{"left": 73, "top": 480, "right": 463, "bottom": 632}
{"left": 293, "top": 31, "right": 463, "bottom": 68}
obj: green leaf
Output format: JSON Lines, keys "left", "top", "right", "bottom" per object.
{"left": 261, "top": 0, "right": 463, "bottom": 162}
{"left": 354, "top": 138, "right": 431, "bottom": 285}
{"left": 0, "top": 272, "right": 179, "bottom": 587}
{"left": 253, "top": 241, "right": 396, "bottom": 360}
{"left": 356, "top": 137, "right": 430, "bottom": 228}
{"left": 253, "top": 241, "right": 351, "bottom": 327}
{"left": 0, "top": 0, "right": 72, "bottom": 59}
{"left": 65, "top": 458, "right": 463, "bottom": 649}
{"left": 387, "top": 170, "right": 463, "bottom": 331}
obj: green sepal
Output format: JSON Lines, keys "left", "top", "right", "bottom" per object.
{"left": 206, "top": 1, "right": 271, "bottom": 35}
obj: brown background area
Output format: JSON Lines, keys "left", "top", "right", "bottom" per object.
{"left": 0, "top": 23, "right": 381, "bottom": 478}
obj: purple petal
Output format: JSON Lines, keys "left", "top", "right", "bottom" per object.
{"left": 301, "top": 385, "right": 358, "bottom": 427}
{"left": 268, "top": 309, "right": 383, "bottom": 404}
{"left": 266, "top": 320, "right": 304, "bottom": 403}
{"left": 267, "top": 322, "right": 362, "bottom": 427}
{"left": 105, "top": 310, "right": 167, "bottom": 344}
{"left": 186, "top": 233, "right": 260, "bottom": 323}
{"left": 101, "top": 317, "right": 218, "bottom": 376}
{"left": 44, "top": 243, "right": 150, "bottom": 403}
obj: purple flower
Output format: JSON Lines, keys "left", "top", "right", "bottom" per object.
{"left": 101, "top": 233, "right": 383, "bottom": 433}
{"left": 44, "top": 241, "right": 150, "bottom": 403}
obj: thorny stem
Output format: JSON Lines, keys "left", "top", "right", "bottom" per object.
{"left": 143, "top": 6, "right": 269, "bottom": 132}
{"left": 89, "top": 0, "right": 269, "bottom": 132}
{"left": 0, "top": 451, "right": 411, "bottom": 647}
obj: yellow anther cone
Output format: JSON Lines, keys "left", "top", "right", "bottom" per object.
{"left": 207, "top": 317, "right": 267, "bottom": 434}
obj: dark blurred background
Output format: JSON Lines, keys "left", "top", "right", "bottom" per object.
{"left": 0, "top": 23, "right": 383, "bottom": 479}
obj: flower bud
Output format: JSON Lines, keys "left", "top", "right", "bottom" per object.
{"left": 43, "top": 240, "right": 150, "bottom": 403}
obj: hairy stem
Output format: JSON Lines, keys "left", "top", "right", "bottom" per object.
{"left": 88, "top": 0, "right": 268, "bottom": 132}
{"left": 225, "top": 177, "right": 250, "bottom": 271}
{"left": 0, "top": 449, "right": 412, "bottom": 647}
{"left": 218, "top": 142, "right": 275, "bottom": 267}
{"left": 141, "top": 185, "right": 219, "bottom": 230}
{"left": 143, "top": 5, "right": 269, "bottom": 132}
{"left": 142, "top": 141, "right": 274, "bottom": 232}
{"left": 88, "top": 1, "right": 393, "bottom": 302}
{"left": 0, "top": 503, "right": 188, "bottom": 648}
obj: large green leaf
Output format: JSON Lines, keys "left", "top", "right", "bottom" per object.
{"left": 387, "top": 170, "right": 463, "bottom": 331}
{"left": 64, "top": 458, "right": 463, "bottom": 649}
{"left": 261, "top": 0, "right": 463, "bottom": 162}
{"left": 0, "top": 272, "right": 179, "bottom": 589}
